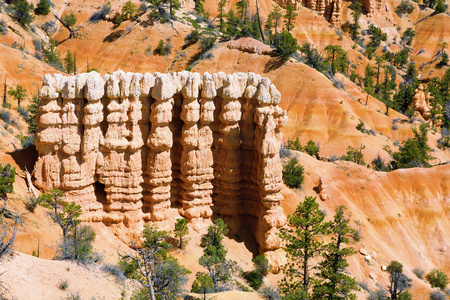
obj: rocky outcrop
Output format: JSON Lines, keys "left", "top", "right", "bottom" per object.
{"left": 360, "top": 0, "right": 386, "bottom": 17}
{"left": 408, "top": 84, "right": 431, "bottom": 120}
{"left": 34, "top": 70, "right": 287, "bottom": 253}
{"left": 279, "top": 0, "right": 342, "bottom": 27}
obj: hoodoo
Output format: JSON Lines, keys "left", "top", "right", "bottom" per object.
{"left": 34, "top": 70, "right": 287, "bottom": 254}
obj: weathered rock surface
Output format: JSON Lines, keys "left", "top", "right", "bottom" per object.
{"left": 277, "top": 0, "right": 342, "bottom": 27}
{"left": 34, "top": 70, "right": 287, "bottom": 253}
{"left": 408, "top": 84, "right": 431, "bottom": 121}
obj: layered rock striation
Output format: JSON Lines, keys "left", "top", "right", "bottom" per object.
{"left": 34, "top": 70, "right": 287, "bottom": 253}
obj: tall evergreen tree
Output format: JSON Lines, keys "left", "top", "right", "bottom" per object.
{"left": 271, "top": 5, "right": 282, "bottom": 35}
{"left": 387, "top": 261, "right": 412, "bottom": 300}
{"left": 380, "top": 65, "right": 397, "bottom": 115}
{"left": 199, "top": 218, "right": 235, "bottom": 292}
{"left": 349, "top": 1, "right": 362, "bottom": 41}
{"left": 284, "top": 4, "right": 297, "bottom": 32}
{"left": 325, "top": 45, "right": 349, "bottom": 75}
{"left": 217, "top": 0, "right": 227, "bottom": 31}
{"left": 312, "top": 206, "right": 359, "bottom": 300}
{"left": 35, "top": 0, "right": 50, "bottom": 15}
{"left": 279, "top": 196, "right": 330, "bottom": 298}
{"left": 64, "top": 50, "right": 75, "bottom": 74}
{"left": 363, "top": 64, "right": 375, "bottom": 105}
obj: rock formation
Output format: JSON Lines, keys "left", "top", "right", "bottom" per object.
{"left": 360, "top": 0, "right": 386, "bottom": 17}
{"left": 34, "top": 70, "right": 287, "bottom": 254}
{"left": 277, "top": 0, "right": 342, "bottom": 27}
{"left": 408, "top": 84, "right": 431, "bottom": 120}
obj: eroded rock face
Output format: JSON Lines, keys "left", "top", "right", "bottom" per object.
{"left": 408, "top": 84, "right": 431, "bottom": 120}
{"left": 277, "top": 0, "right": 342, "bottom": 27}
{"left": 34, "top": 71, "right": 287, "bottom": 253}
{"left": 361, "top": 0, "right": 386, "bottom": 17}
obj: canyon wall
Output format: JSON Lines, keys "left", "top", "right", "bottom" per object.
{"left": 34, "top": 70, "right": 287, "bottom": 253}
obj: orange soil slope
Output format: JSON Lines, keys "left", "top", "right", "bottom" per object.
{"left": 280, "top": 151, "right": 450, "bottom": 297}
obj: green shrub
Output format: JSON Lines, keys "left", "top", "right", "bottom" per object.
{"left": 282, "top": 157, "right": 304, "bottom": 189}
{"left": 392, "top": 124, "right": 433, "bottom": 168}
{"left": 0, "top": 109, "right": 11, "bottom": 126}
{"left": 199, "top": 35, "right": 216, "bottom": 52}
{"left": 34, "top": 0, "right": 50, "bottom": 15}
{"left": 274, "top": 29, "right": 299, "bottom": 58}
{"left": 341, "top": 145, "right": 366, "bottom": 166}
{"left": 12, "top": 0, "right": 35, "bottom": 27}
{"left": 304, "top": 140, "right": 319, "bottom": 156}
{"left": 286, "top": 137, "right": 302, "bottom": 151}
{"left": 426, "top": 269, "right": 449, "bottom": 290}
{"left": 413, "top": 267, "right": 425, "bottom": 279}
{"left": 244, "top": 270, "right": 262, "bottom": 290}
{"left": 59, "top": 279, "right": 69, "bottom": 290}
{"left": 396, "top": 0, "right": 414, "bottom": 15}
{"left": 429, "top": 291, "right": 446, "bottom": 300}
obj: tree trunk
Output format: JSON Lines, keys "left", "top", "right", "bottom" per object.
{"left": 3, "top": 76, "right": 6, "bottom": 107}
{"left": 256, "top": 0, "right": 265, "bottom": 42}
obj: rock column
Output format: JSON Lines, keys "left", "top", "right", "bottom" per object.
{"left": 80, "top": 73, "right": 104, "bottom": 221}
{"left": 214, "top": 74, "right": 243, "bottom": 219}
{"left": 144, "top": 73, "right": 175, "bottom": 223}
{"left": 35, "top": 74, "right": 62, "bottom": 191}
{"left": 254, "top": 78, "right": 287, "bottom": 252}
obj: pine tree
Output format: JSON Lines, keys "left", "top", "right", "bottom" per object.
{"left": 312, "top": 206, "right": 359, "bottom": 300}
{"left": 279, "top": 196, "right": 330, "bottom": 298}
{"left": 387, "top": 261, "right": 412, "bottom": 299}
{"left": 284, "top": 4, "right": 298, "bottom": 32}
{"left": 274, "top": 29, "right": 299, "bottom": 59}
{"left": 217, "top": 0, "right": 227, "bottom": 31}
{"left": 12, "top": 0, "right": 35, "bottom": 27}
{"left": 379, "top": 65, "right": 397, "bottom": 115}
{"left": 25, "top": 95, "right": 40, "bottom": 134}
{"left": 199, "top": 218, "right": 235, "bottom": 292}
{"left": 349, "top": 1, "right": 362, "bottom": 41}
{"left": 0, "top": 164, "right": 15, "bottom": 200}
{"left": 8, "top": 84, "right": 27, "bottom": 107}
{"left": 64, "top": 50, "right": 75, "bottom": 74}
{"left": 325, "top": 45, "right": 349, "bottom": 75}
{"left": 363, "top": 64, "right": 375, "bottom": 105}
{"left": 35, "top": 0, "right": 50, "bottom": 15}
{"left": 121, "top": 0, "right": 138, "bottom": 18}
{"left": 174, "top": 217, "right": 189, "bottom": 249}
{"left": 271, "top": 5, "right": 282, "bottom": 35}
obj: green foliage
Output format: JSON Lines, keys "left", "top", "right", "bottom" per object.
{"left": 25, "top": 95, "right": 40, "bottom": 134}
{"left": 284, "top": 4, "right": 297, "bottom": 32}
{"left": 0, "top": 163, "right": 15, "bottom": 199}
{"left": 39, "top": 188, "right": 81, "bottom": 242}
{"left": 174, "top": 217, "right": 188, "bottom": 249}
{"left": 0, "top": 109, "right": 11, "bottom": 126}
{"left": 62, "top": 12, "right": 77, "bottom": 27}
{"left": 185, "top": 29, "right": 201, "bottom": 44}
{"left": 429, "top": 291, "right": 447, "bottom": 300}
{"left": 8, "top": 84, "right": 27, "bottom": 107}
{"left": 379, "top": 65, "right": 397, "bottom": 115}
{"left": 279, "top": 196, "right": 330, "bottom": 298}
{"left": 59, "top": 279, "right": 69, "bottom": 290}
{"left": 121, "top": 225, "right": 190, "bottom": 299}
{"left": 435, "top": 0, "right": 446, "bottom": 13}
{"left": 122, "top": 1, "right": 138, "bottom": 18}
{"left": 396, "top": 0, "right": 414, "bottom": 16}
{"left": 325, "top": 45, "right": 349, "bottom": 75}
{"left": 57, "top": 225, "right": 96, "bottom": 263}
{"left": 341, "top": 145, "right": 366, "bottom": 166}
{"left": 312, "top": 206, "right": 359, "bottom": 300}
{"left": 199, "top": 218, "right": 235, "bottom": 292}
{"left": 304, "top": 140, "right": 319, "bottom": 156}
{"left": 0, "top": 20, "right": 7, "bottom": 36}
{"left": 217, "top": 0, "right": 227, "bottom": 31}
{"left": 191, "top": 272, "right": 214, "bottom": 298}
{"left": 350, "top": 0, "right": 362, "bottom": 41}
{"left": 113, "top": 14, "right": 123, "bottom": 26}
{"left": 273, "top": 29, "right": 298, "bottom": 58}
{"left": 35, "top": 0, "right": 50, "bottom": 15}
{"left": 12, "top": 0, "right": 35, "bottom": 27}
{"left": 424, "top": 0, "right": 438, "bottom": 9}
{"left": 64, "top": 50, "right": 75, "bottom": 74}
{"left": 402, "top": 28, "right": 416, "bottom": 46}
{"left": 194, "top": 0, "right": 206, "bottom": 16}
{"left": 299, "top": 43, "right": 329, "bottom": 73}
{"left": 199, "top": 35, "right": 216, "bottom": 52}
{"left": 244, "top": 255, "right": 271, "bottom": 290}
{"left": 392, "top": 123, "right": 433, "bottom": 168}
{"left": 286, "top": 137, "right": 302, "bottom": 151}
{"left": 412, "top": 267, "right": 425, "bottom": 279}
{"left": 394, "top": 48, "right": 409, "bottom": 69}
{"left": 282, "top": 157, "right": 304, "bottom": 189}
{"left": 387, "top": 261, "right": 412, "bottom": 300}
{"left": 426, "top": 269, "right": 449, "bottom": 290}
{"left": 43, "top": 39, "right": 64, "bottom": 71}
{"left": 365, "top": 25, "right": 387, "bottom": 59}
{"left": 155, "top": 39, "right": 172, "bottom": 55}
